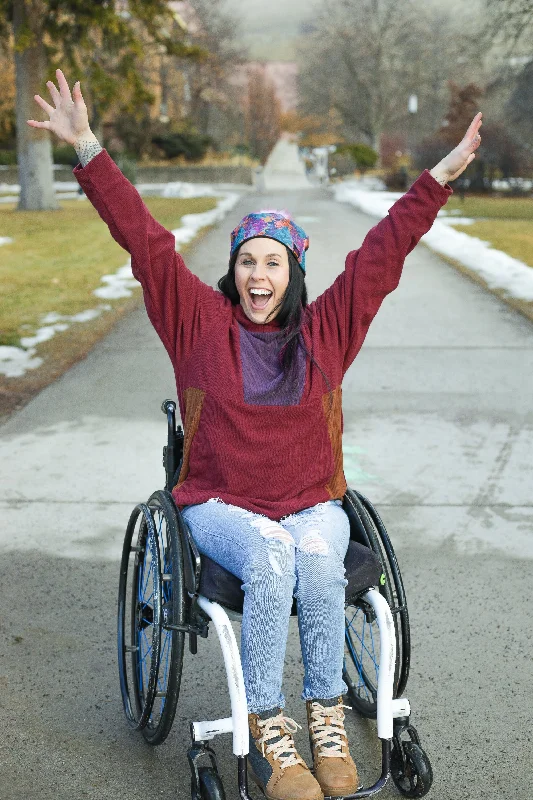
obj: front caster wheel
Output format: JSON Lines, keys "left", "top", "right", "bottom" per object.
{"left": 391, "top": 741, "right": 433, "bottom": 798}
{"left": 193, "top": 767, "right": 226, "bottom": 800}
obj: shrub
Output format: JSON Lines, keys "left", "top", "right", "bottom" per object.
{"left": 383, "top": 166, "right": 411, "bottom": 191}
{"left": 0, "top": 149, "right": 16, "bottom": 165}
{"left": 152, "top": 127, "right": 212, "bottom": 162}
{"left": 337, "top": 143, "right": 378, "bottom": 172}
{"left": 53, "top": 145, "right": 79, "bottom": 167}
{"left": 114, "top": 155, "right": 137, "bottom": 185}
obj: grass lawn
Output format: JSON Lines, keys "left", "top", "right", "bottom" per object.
{"left": 0, "top": 195, "right": 218, "bottom": 347}
{"left": 445, "top": 195, "right": 533, "bottom": 220}
{"left": 445, "top": 195, "right": 533, "bottom": 269}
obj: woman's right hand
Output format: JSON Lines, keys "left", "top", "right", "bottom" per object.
{"left": 27, "top": 68, "right": 91, "bottom": 147}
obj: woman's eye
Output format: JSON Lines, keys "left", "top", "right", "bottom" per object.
{"left": 268, "top": 261, "right": 280, "bottom": 267}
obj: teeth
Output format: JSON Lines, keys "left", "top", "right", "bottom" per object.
{"left": 250, "top": 289, "right": 272, "bottom": 296}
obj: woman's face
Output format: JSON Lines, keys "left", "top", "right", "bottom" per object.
{"left": 234, "top": 237, "right": 290, "bottom": 324}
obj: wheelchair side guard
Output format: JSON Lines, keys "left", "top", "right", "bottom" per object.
{"left": 180, "top": 516, "right": 202, "bottom": 597}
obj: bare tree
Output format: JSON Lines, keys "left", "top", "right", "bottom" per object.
{"left": 169, "top": 0, "right": 245, "bottom": 150}
{"left": 246, "top": 66, "right": 281, "bottom": 163}
{"left": 298, "top": 0, "right": 482, "bottom": 151}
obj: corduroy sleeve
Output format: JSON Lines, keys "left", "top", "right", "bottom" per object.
{"left": 73, "top": 150, "right": 223, "bottom": 363}
{"left": 310, "top": 170, "right": 452, "bottom": 374}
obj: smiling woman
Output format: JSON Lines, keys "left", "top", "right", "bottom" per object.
{"left": 234, "top": 238, "right": 290, "bottom": 324}
{"left": 28, "top": 68, "right": 483, "bottom": 800}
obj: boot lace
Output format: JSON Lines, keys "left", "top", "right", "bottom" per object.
{"left": 308, "top": 702, "right": 351, "bottom": 758}
{"left": 256, "top": 713, "right": 305, "bottom": 769}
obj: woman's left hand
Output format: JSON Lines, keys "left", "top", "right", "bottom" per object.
{"left": 431, "top": 112, "right": 482, "bottom": 184}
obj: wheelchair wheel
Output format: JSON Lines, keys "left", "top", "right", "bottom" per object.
{"left": 391, "top": 741, "right": 433, "bottom": 797}
{"left": 118, "top": 502, "right": 162, "bottom": 731}
{"left": 141, "top": 490, "right": 186, "bottom": 745}
{"left": 342, "top": 489, "right": 410, "bottom": 717}
{"left": 117, "top": 491, "right": 186, "bottom": 745}
{"left": 344, "top": 597, "right": 381, "bottom": 718}
{"left": 193, "top": 767, "right": 226, "bottom": 800}
{"left": 356, "top": 490, "right": 410, "bottom": 697}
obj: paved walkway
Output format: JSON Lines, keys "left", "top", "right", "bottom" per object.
{"left": 261, "top": 135, "right": 311, "bottom": 191}
{"left": 0, "top": 179, "right": 532, "bottom": 799}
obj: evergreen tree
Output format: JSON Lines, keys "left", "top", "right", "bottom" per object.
{"left": 0, "top": 0, "right": 202, "bottom": 210}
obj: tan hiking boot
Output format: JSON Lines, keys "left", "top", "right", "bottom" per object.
{"left": 248, "top": 710, "right": 324, "bottom": 800}
{"left": 306, "top": 698, "right": 360, "bottom": 797}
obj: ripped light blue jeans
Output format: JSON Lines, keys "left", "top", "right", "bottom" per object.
{"left": 181, "top": 499, "right": 350, "bottom": 713}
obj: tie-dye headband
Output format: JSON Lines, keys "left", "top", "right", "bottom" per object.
{"left": 230, "top": 211, "right": 309, "bottom": 272}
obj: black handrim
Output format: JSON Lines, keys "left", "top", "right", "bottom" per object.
{"left": 140, "top": 490, "right": 186, "bottom": 746}
{"left": 118, "top": 503, "right": 160, "bottom": 730}
{"left": 130, "top": 506, "right": 163, "bottom": 729}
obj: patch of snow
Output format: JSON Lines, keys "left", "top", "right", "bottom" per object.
{"left": 0, "top": 181, "right": 83, "bottom": 193}
{"left": 0, "top": 346, "right": 43, "bottom": 378}
{"left": 438, "top": 217, "right": 475, "bottom": 226}
{"left": 3, "top": 186, "right": 242, "bottom": 377}
{"left": 493, "top": 178, "right": 533, "bottom": 192}
{"left": 333, "top": 180, "right": 533, "bottom": 303}
{"left": 93, "top": 265, "right": 138, "bottom": 300}
{"left": 93, "top": 191, "right": 240, "bottom": 300}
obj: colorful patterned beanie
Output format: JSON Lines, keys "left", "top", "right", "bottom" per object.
{"left": 230, "top": 211, "right": 309, "bottom": 272}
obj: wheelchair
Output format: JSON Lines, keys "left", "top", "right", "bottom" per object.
{"left": 117, "top": 400, "right": 433, "bottom": 800}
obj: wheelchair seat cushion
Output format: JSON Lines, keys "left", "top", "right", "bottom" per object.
{"left": 198, "top": 540, "right": 382, "bottom": 614}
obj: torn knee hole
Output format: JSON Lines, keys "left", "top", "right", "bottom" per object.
{"left": 298, "top": 530, "right": 329, "bottom": 556}
{"left": 250, "top": 517, "right": 294, "bottom": 546}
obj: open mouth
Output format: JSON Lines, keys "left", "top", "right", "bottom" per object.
{"left": 249, "top": 287, "right": 273, "bottom": 310}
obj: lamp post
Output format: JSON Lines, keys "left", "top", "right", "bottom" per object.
{"left": 408, "top": 94, "right": 418, "bottom": 168}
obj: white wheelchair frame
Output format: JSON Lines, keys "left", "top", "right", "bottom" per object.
{"left": 190, "top": 589, "right": 411, "bottom": 799}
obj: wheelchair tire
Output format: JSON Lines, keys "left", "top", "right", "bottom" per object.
{"left": 194, "top": 767, "right": 226, "bottom": 800}
{"left": 342, "top": 488, "right": 410, "bottom": 718}
{"left": 118, "top": 502, "right": 163, "bottom": 731}
{"left": 140, "top": 490, "right": 186, "bottom": 745}
{"left": 391, "top": 741, "right": 433, "bottom": 798}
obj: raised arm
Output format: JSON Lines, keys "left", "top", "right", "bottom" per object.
{"left": 312, "top": 114, "right": 482, "bottom": 373}
{"left": 28, "top": 69, "right": 221, "bottom": 361}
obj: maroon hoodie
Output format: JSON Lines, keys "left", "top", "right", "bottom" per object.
{"left": 75, "top": 151, "right": 451, "bottom": 519}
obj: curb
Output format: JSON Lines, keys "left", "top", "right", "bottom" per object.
{"left": 430, "top": 248, "right": 533, "bottom": 326}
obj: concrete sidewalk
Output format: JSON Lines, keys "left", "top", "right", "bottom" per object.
{"left": 1, "top": 183, "right": 532, "bottom": 800}
{"left": 261, "top": 135, "right": 311, "bottom": 191}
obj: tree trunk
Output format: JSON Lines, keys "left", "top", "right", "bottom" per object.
{"left": 13, "top": 0, "right": 58, "bottom": 210}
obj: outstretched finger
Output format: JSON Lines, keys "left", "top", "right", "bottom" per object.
{"left": 46, "top": 80, "right": 62, "bottom": 108}
{"left": 27, "top": 119, "right": 52, "bottom": 130}
{"left": 34, "top": 94, "right": 54, "bottom": 116}
{"left": 56, "top": 68, "right": 72, "bottom": 102}
{"left": 72, "top": 80, "right": 85, "bottom": 105}
{"left": 464, "top": 112, "right": 482, "bottom": 141}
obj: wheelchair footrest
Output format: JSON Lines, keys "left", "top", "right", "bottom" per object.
{"left": 191, "top": 717, "right": 233, "bottom": 742}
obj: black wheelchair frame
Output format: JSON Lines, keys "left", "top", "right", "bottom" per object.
{"left": 117, "top": 400, "right": 434, "bottom": 799}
